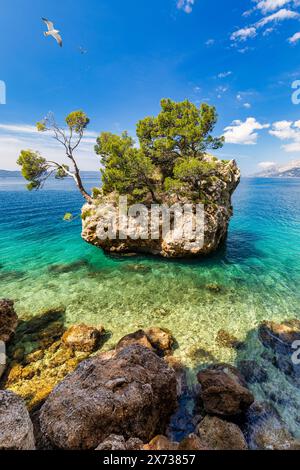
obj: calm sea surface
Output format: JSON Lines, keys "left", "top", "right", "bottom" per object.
{"left": 1, "top": 175, "right": 300, "bottom": 434}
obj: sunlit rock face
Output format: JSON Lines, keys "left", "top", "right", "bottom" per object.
{"left": 81, "top": 159, "right": 240, "bottom": 258}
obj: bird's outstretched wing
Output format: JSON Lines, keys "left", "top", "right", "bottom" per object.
{"left": 42, "top": 18, "right": 54, "bottom": 31}
{"left": 52, "top": 32, "right": 63, "bottom": 47}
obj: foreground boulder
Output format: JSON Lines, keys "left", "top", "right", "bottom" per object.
{"left": 39, "top": 345, "right": 177, "bottom": 449}
{"left": 62, "top": 323, "right": 105, "bottom": 352}
{"left": 196, "top": 416, "right": 247, "bottom": 450}
{"left": 197, "top": 364, "right": 254, "bottom": 416}
{"left": 0, "top": 390, "right": 35, "bottom": 450}
{"left": 0, "top": 299, "right": 18, "bottom": 343}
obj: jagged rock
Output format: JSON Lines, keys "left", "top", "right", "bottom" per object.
{"left": 259, "top": 319, "right": 300, "bottom": 354}
{"left": 62, "top": 323, "right": 105, "bottom": 352}
{"left": 258, "top": 320, "right": 300, "bottom": 382}
{"left": 205, "top": 283, "right": 222, "bottom": 293}
{"left": 144, "top": 327, "right": 174, "bottom": 355}
{"left": 116, "top": 327, "right": 174, "bottom": 356}
{"left": 237, "top": 360, "right": 268, "bottom": 384}
{"left": 196, "top": 416, "right": 248, "bottom": 450}
{"left": 216, "top": 329, "right": 243, "bottom": 349}
{"left": 116, "top": 330, "right": 154, "bottom": 352}
{"left": 244, "top": 402, "right": 300, "bottom": 450}
{"left": 1, "top": 309, "right": 93, "bottom": 410}
{"left": 143, "top": 435, "right": 179, "bottom": 450}
{"left": 197, "top": 363, "right": 254, "bottom": 416}
{"left": 39, "top": 345, "right": 177, "bottom": 449}
{"left": 0, "top": 390, "right": 35, "bottom": 450}
{"left": 81, "top": 159, "right": 240, "bottom": 258}
{"left": 178, "top": 433, "right": 209, "bottom": 450}
{"left": 95, "top": 434, "right": 143, "bottom": 450}
{"left": 0, "top": 299, "right": 18, "bottom": 343}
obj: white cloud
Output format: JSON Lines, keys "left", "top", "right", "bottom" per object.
{"left": 177, "top": 0, "right": 195, "bottom": 14}
{"left": 205, "top": 38, "right": 215, "bottom": 46}
{"left": 218, "top": 71, "right": 232, "bottom": 78}
{"left": 0, "top": 123, "right": 99, "bottom": 170}
{"left": 243, "top": 102, "right": 252, "bottom": 108}
{"left": 231, "top": 27, "right": 257, "bottom": 41}
{"left": 269, "top": 120, "right": 300, "bottom": 151}
{"left": 256, "top": 8, "right": 300, "bottom": 27}
{"left": 223, "top": 117, "right": 270, "bottom": 144}
{"left": 232, "top": 4, "right": 300, "bottom": 43}
{"left": 288, "top": 31, "right": 300, "bottom": 42}
{"left": 256, "top": 0, "right": 293, "bottom": 14}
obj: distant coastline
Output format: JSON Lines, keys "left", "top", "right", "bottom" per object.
{"left": 0, "top": 170, "right": 99, "bottom": 178}
{"left": 254, "top": 160, "right": 300, "bottom": 178}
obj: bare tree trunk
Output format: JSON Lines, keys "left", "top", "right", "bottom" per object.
{"left": 72, "top": 159, "right": 93, "bottom": 204}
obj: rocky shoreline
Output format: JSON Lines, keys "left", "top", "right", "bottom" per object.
{"left": 1, "top": 298, "right": 300, "bottom": 450}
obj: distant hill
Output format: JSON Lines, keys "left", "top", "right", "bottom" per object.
{"left": 255, "top": 160, "right": 300, "bottom": 178}
{"left": 0, "top": 170, "right": 21, "bottom": 177}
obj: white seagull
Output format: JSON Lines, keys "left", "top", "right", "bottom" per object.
{"left": 42, "top": 18, "right": 62, "bottom": 47}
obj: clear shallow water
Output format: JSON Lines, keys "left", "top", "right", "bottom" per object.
{"left": 1, "top": 175, "right": 300, "bottom": 435}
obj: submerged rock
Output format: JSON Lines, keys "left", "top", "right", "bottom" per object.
{"left": 0, "top": 390, "right": 35, "bottom": 450}
{"left": 245, "top": 402, "right": 300, "bottom": 450}
{"left": 62, "top": 323, "right": 105, "bottom": 352}
{"left": 1, "top": 308, "right": 98, "bottom": 410}
{"left": 0, "top": 299, "right": 18, "bottom": 343}
{"left": 237, "top": 360, "right": 268, "bottom": 384}
{"left": 205, "top": 283, "right": 222, "bottom": 293}
{"left": 47, "top": 260, "right": 89, "bottom": 274}
{"left": 39, "top": 345, "right": 177, "bottom": 449}
{"left": 116, "top": 330, "right": 153, "bottom": 352}
{"left": 258, "top": 319, "right": 300, "bottom": 382}
{"left": 259, "top": 319, "right": 300, "bottom": 354}
{"left": 196, "top": 415, "right": 248, "bottom": 450}
{"left": 197, "top": 363, "right": 254, "bottom": 416}
{"left": 216, "top": 329, "right": 243, "bottom": 349}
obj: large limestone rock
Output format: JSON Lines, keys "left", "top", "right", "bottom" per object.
{"left": 0, "top": 390, "right": 35, "bottom": 450}
{"left": 39, "top": 345, "right": 177, "bottom": 449}
{"left": 197, "top": 364, "right": 254, "bottom": 416}
{"left": 196, "top": 416, "right": 248, "bottom": 450}
{"left": 81, "top": 159, "right": 240, "bottom": 258}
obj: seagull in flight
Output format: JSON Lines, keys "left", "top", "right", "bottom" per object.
{"left": 42, "top": 18, "right": 63, "bottom": 47}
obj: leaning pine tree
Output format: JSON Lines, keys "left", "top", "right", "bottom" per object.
{"left": 17, "top": 110, "right": 93, "bottom": 204}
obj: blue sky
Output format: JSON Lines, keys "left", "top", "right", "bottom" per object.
{"left": 1, "top": 0, "right": 300, "bottom": 174}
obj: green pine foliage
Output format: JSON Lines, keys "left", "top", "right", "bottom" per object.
{"left": 95, "top": 99, "right": 225, "bottom": 202}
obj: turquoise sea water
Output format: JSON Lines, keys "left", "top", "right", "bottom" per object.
{"left": 1, "top": 175, "right": 300, "bottom": 434}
